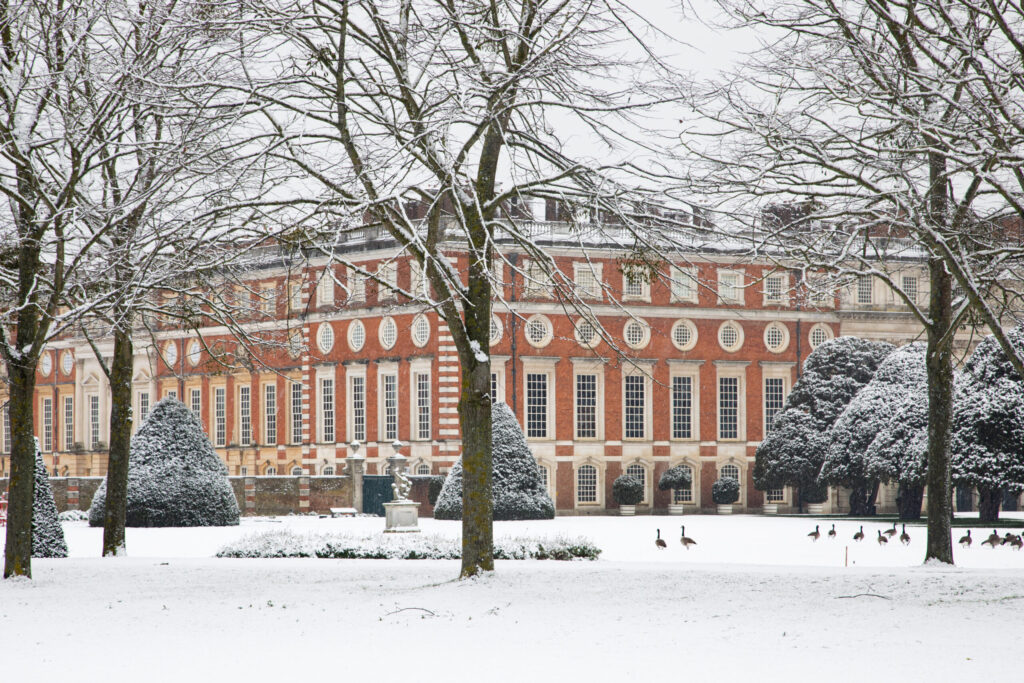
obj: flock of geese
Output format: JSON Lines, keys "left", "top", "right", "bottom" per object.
{"left": 654, "top": 523, "right": 1024, "bottom": 550}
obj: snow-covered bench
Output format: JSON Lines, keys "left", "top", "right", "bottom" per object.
{"left": 330, "top": 507, "right": 357, "bottom": 518}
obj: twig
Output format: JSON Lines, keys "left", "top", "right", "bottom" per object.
{"left": 836, "top": 593, "right": 892, "bottom": 600}
{"left": 384, "top": 607, "right": 437, "bottom": 617}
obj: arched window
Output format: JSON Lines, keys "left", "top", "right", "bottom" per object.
{"left": 291, "top": 466, "right": 303, "bottom": 475}
{"left": 577, "top": 464, "right": 598, "bottom": 504}
{"left": 721, "top": 464, "right": 740, "bottom": 482}
{"left": 265, "top": 466, "right": 277, "bottom": 476}
{"left": 538, "top": 464, "right": 549, "bottom": 493}
{"left": 416, "top": 463, "right": 431, "bottom": 475}
{"left": 322, "top": 466, "right": 335, "bottom": 476}
{"left": 673, "top": 465, "right": 694, "bottom": 504}
{"left": 626, "top": 462, "right": 646, "bottom": 502}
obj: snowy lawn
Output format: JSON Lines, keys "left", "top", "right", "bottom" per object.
{"left": 3, "top": 513, "right": 1024, "bottom": 682}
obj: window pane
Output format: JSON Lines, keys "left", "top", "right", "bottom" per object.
{"left": 215, "top": 388, "right": 226, "bottom": 446}
{"left": 626, "top": 463, "right": 646, "bottom": 500}
{"left": 576, "top": 374, "right": 597, "bottom": 439}
{"left": 416, "top": 373, "right": 431, "bottom": 440}
{"left": 577, "top": 465, "right": 597, "bottom": 503}
{"left": 526, "top": 373, "right": 548, "bottom": 438}
{"left": 321, "top": 378, "right": 334, "bottom": 443}
{"left": 764, "top": 377, "right": 784, "bottom": 434}
{"left": 857, "top": 275, "right": 872, "bottom": 304}
{"left": 624, "top": 375, "right": 645, "bottom": 439}
{"left": 63, "top": 396, "right": 73, "bottom": 451}
{"left": 239, "top": 386, "right": 251, "bottom": 446}
{"left": 719, "top": 377, "right": 739, "bottom": 439}
{"left": 265, "top": 385, "right": 277, "bottom": 445}
{"left": 351, "top": 376, "right": 366, "bottom": 442}
{"left": 383, "top": 374, "right": 398, "bottom": 441}
{"left": 291, "top": 382, "right": 303, "bottom": 444}
{"left": 672, "top": 376, "right": 692, "bottom": 439}
{"left": 673, "top": 465, "right": 694, "bottom": 503}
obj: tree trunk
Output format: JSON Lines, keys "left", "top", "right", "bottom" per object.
{"left": 924, "top": 253, "right": 955, "bottom": 564}
{"left": 3, "top": 362, "right": 37, "bottom": 578}
{"left": 897, "top": 482, "right": 925, "bottom": 521}
{"left": 977, "top": 486, "right": 1002, "bottom": 523}
{"left": 102, "top": 326, "right": 134, "bottom": 556}
{"left": 458, "top": 356, "right": 493, "bottom": 576}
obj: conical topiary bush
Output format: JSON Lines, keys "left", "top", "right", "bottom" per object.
{"left": 434, "top": 402, "right": 555, "bottom": 520}
{"left": 32, "top": 440, "right": 68, "bottom": 558}
{"left": 89, "top": 398, "right": 239, "bottom": 527}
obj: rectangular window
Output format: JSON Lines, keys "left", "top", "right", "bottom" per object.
{"left": 575, "top": 374, "right": 597, "bottom": 439}
{"left": 63, "top": 396, "right": 73, "bottom": 451}
{"left": 190, "top": 388, "right": 202, "bottom": 422}
{"left": 291, "top": 382, "right": 303, "bottom": 444}
{"left": 42, "top": 397, "right": 53, "bottom": 452}
{"left": 90, "top": 395, "right": 101, "bottom": 449}
{"left": 764, "top": 273, "right": 785, "bottom": 303}
{"left": 525, "top": 260, "right": 552, "bottom": 298}
{"left": 2, "top": 405, "right": 10, "bottom": 453}
{"left": 239, "top": 386, "right": 251, "bottom": 446}
{"left": 719, "top": 377, "right": 739, "bottom": 440}
{"left": 719, "top": 271, "right": 743, "bottom": 304}
{"left": 264, "top": 384, "right": 277, "bottom": 445}
{"left": 673, "top": 467, "right": 694, "bottom": 504}
{"left": 383, "top": 374, "right": 398, "bottom": 441}
{"left": 316, "top": 270, "right": 334, "bottom": 305}
{"left": 857, "top": 275, "right": 873, "bottom": 304}
{"left": 672, "top": 376, "right": 693, "bottom": 440}
{"left": 320, "top": 377, "right": 335, "bottom": 443}
{"left": 574, "top": 264, "right": 600, "bottom": 298}
{"left": 902, "top": 275, "right": 918, "bottom": 303}
{"left": 526, "top": 373, "right": 548, "bottom": 438}
{"left": 491, "top": 373, "right": 498, "bottom": 404}
{"left": 764, "top": 377, "right": 785, "bottom": 434}
{"left": 260, "top": 285, "right": 276, "bottom": 315}
{"left": 671, "top": 265, "right": 697, "bottom": 302}
{"left": 214, "top": 387, "right": 226, "bottom": 447}
{"left": 347, "top": 268, "right": 365, "bottom": 303}
{"left": 624, "top": 375, "right": 645, "bottom": 439}
{"left": 410, "top": 261, "right": 425, "bottom": 299}
{"left": 351, "top": 375, "right": 366, "bottom": 442}
{"left": 624, "top": 272, "right": 646, "bottom": 299}
{"left": 766, "top": 487, "right": 785, "bottom": 503}
{"left": 415, "top": 373, "right": 431, "bottom": 440}
{"left": 288, "top": 280, "right": 303, "bottom": 312}
{"left": 378, "top": 263, "right": 397, "bottom": 301}
{"left": 139, "top": 391, "right": 150, "bottom": 424}
{"left": 164, "top": 389, "right": 177, "bottom": 400}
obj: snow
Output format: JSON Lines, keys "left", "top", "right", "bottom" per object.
{"left": 3, "top": 514, "right": 1024, "bottom": 681}
{"left": 469, "top": 338, "right": 488, "bottom": 362}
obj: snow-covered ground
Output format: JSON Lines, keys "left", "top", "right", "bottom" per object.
{"left": 3, "top": 514, "right": 1023, "bottom": 682}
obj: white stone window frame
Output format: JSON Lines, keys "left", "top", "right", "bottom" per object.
{"left": 524, "top": 259, "right": 553, "bottom": 298}
{"left": 901, "top": 273, "right": 919, "bottom": 305}
{"left": 762, "top": 272, "right": 789, "bottom": 306}
{"left": 211, "top": 384, "right": 227, "bottom": 447}
{"left": 621, "top": 362, "right": 654, "bottom": 441}
{"left": 40, "top": 396, "right": 53, "bottom": 452}
{"left": 163, "top": 341, "right": 178, "bottom": 369}
{"left": 760, "top": 362, "right": 793, "bottom": 438}
{"left": 263, "top": 381, "right": 277, "bottom": 446}
{"left": 670, "top": 265, "right": 699, "bottom": 304}
{"left": 622, "top": 317, "right": 650, "bottom": 351}
{"left": 715, "top": 361, "right": 748, "bottom": 442}
{"left": 490, "top": 356, "right": 509, "bottom": 406}
{"left": 490, "top": 314, "right": 503, "bottom": 345}
{"left": 348, "top": 319, "right": 366, "bottom": 352}
{"left": 259, "top": 284, "right": 277, "bottom": 316}
{"left": 288, "top": 280, "right": 304, "bottom": 313}
{"left": 347, "top": 365, "right": 368, "bottom": 444}
{"left": 765, "top": 486, "right": 788, "bottom": 504}
{"left": 237, "top": 383, "right": 252, "bottom": 447}
{"left": 377, "top": 362, "right": 399, "bottom": 443}
{"left": 287, "top": 329, "right": 303, "bottom": 359}
{"left": 571, "top": 358, "right": 605, "bottom": 442}
{"left": 573, "top": 261, "right": 603, "bottom": 300}
{"left": 667, "top": 360, "right": 702, "bottom": 442}
{"left": 321, "top": 465, "right": 336, "bottom": 476}
{"left": 377, "top": 262, "right": 398, "bottom": 302}
{"left": 409, "top": 358, "right": 432, "bottom": 442}
{"left": 187, "top": 340, "right": 202, "bottom": 367}
{"left": 523, "top": 357, "right": 557, "bottom": 442}
{"left": 316, "top": 369, "right": 336, "bottom": 444}
{"left": 410, "top": 260, "right": 427, "bottom": 300}
{"left": 346, "top": 267, "right": 366, "bottom": 304}
{"left": 379, "top": 316, "right": 398, "bottom": 350}
{"left": 573, "top": 317, "right": 600, "bottom": 349}
{"left": 411, "top": 313, "right": 431, "bottom": 348}
{"left": 670, "top": 318, "right": 698, "bottom": 352}
{"left": 316, "top": 268, "right": 335, "bottom": 306}
{"left": 718, "top": 459, "right": 746, "bottom": 507}
{"left": 669, "top": 459, "right": 700, "bottom": 506}
{"left": 316, "top": 322, "right": 335, "bottom": 354}
{"left": 717, "top": 268, "right": 745, "bottom": 306}
{"left": 39, "top": 350, "right": 52, "bottom": 377}
{"left": 808, "top": 323, "right": 834, "bottom": 349}
{"left": 805, "top": 276, "right": 834, "bottom": 308}
{"left": 62, "top": 394, "right": 74, "bottom": 452}
{"left": 763, "top": 321, "right": 790, "bottom": 354}
{"left": 61, "top": 351, "right": 74, "bottom": 376}
{"left": 856, "top": 274, "right": 874, "bottom": 305}
{"left": 573, "top": 459, "right": 604, "bottom": 507}
{"left": 535, "top": 458, "right": 556, "bottom": 501}
{"left": 524, "top": 314, "right": 553, "bottom": 349}
{"left": 717, "top": 320, "right": 745, "bottom": 353}
{"left": 622, "top": 270, "right": 651, "bottom": 302}
{"left": 624, "top": 459, "right": 652, "bottom": 505}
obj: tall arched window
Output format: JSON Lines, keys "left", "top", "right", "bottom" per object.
{"left": 721, "top": 464, "right": 740, "bottom": 482}
{"left": 673, "top": 465, "right": 694, "bottom": 504}
{"left": 577, "top": 465, "right": 598, "bottom": 504}
{"left": 416, "top": 463, "right": 431, "bottom": 475}
{"left": 626, "top": 462, "right": 646, "bottom": 502}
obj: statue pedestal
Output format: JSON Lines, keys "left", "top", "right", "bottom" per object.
{"left": 383, "top": 500, "right": 421, "bottom": 533}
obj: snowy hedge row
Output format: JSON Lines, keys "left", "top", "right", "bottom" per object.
{"left": 216, "top": 529, "right": 600, "bottom": 561}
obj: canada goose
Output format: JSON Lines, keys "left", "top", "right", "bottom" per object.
{"left": 982, "top": 529, "right": 1001, "bottom": 548}
{"left": 827, "top": 523, "right": 837, "bottom": 539}
{"left": 900, "top": 524, "right": 911, "bottom": 545}
{"left": 884, "top": 522, "right": 898, "bottom": 537}
{"left": 877, "top": 530, "right": 888, "bottom": 546}
{"left": 958, "top": 530, "right": 972, "bottom": 548}
{"left": 1001, "top": 532, "right": 1015, "bottom": 546}
{"left": 655, "top": 529, "right": 667, "bottom": 549}
{"left": 680, "top": 526, "right": 697, "bottom": 549}
{"left": 853, "top": 526, "right": 865, "bottom": 542}
{"left": 1009, "top": 535, "right": 1023, "bottom": 550}
{"left": 808, "top": 525, "right": 820, "bottom": 542}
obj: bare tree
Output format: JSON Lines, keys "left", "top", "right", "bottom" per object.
{"left": 242, "top": 0, "right": 694, "bottom": 577}
{"left": 686, "top": 0, "right": 1024, "bottom": 564}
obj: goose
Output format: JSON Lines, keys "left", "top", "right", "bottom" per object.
{"left": 853, "top": 526, "right": 865, "bottom": 542}
{"left": 655, "top": 529, "right": 667, "bottom": 549}
{"left": 827, "top": 523, "right": 837, "bottom": 539}
{"left": 1009, "top": 535, "right": 1023, "bottom": 551}
{"left": 807, "top": 525, "right": 820, "bottom": 542}
{"left": 883, "top": 522, "right": 898, "bottom": 537}
{"left": 899, "top": 524, "right": 911, "bottom": 545}
{"left": 958, "top": 529, "right": 972, "bottom": 548}
{"left": 680, "top": 526, "right": 697, "bottom": 549}
{"left": 877, "top": 530, "right": 888, "bottom": 546}
{"left": 982, "top": 529, "right": 1001, "bottom": 548}
{"left": 1000, "top": 532, "right": 1015, "bottom": 546}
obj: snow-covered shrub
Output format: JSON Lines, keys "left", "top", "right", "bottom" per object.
{"left": 799, "top": 481, "right": 829, "bottom": 505}
{"left": 754, "top": 336, "right": 893, "bottom": 510}
{"left": 32, "top": 443, "right": 68, "bottom": 558}
{"left": 821, "top": 343, "right": 928, "bottom": 518}
{"left": 89, "top": 398, "right": 239, "bottom": 527}
{"left": 611, "top": 474, "right": 643, "bottom": 506}
{"left": 427, "top": 475, "right": 445, "bottom": 506}
{"left": 711, "top": 477, "right": 740, "bottom": 505}
{"left": 216, "top": 529, "right": 600, "bottom": 561}
{"left": 952, "top": 326, "right": 1024, "bottom": 522}
{"left": 658, "top": 464, "right": 693, "bottom": 492}
{"left": 433, "top": 402, "right": 554, "bottom": 520}
{"left": 58, "top": 509, "right": 89, "bottom": 522}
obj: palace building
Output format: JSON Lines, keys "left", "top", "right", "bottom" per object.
{"left": 3, "top": 215, "right": 939, "bottom": 514}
